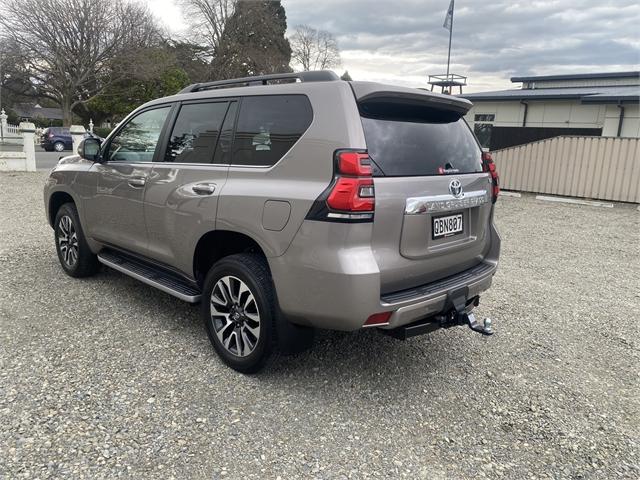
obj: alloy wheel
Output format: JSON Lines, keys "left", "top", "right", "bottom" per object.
{"left": 210, "top": 275, "right": 261, "bottom": 357}
{"left": 54, "top": 142, "right": 64, "bottom": 152}
{"left": 58, "top": 215, "right": 78, "bottom": 267}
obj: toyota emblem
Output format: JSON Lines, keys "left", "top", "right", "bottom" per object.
{"left": 449, "top": 179, "right": 463, "bottom": 198}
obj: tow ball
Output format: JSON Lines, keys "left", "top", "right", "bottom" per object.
{"left": 463, "top": 312, "right": 494, "bottom": 336}
{"left": 434, "top": 300, "right": 494, "bottom": 336}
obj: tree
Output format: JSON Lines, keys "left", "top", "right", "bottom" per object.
{"left": 85, "top": 47, "right": 191, "bottom": 124}
{"left": 341, "top": 71, "right": 353, "bottom": 81}
{"left": 290, "top": 25, "right": 341, "bottom": 71}
{"left": 0, "top": 0, "right": 161, "bottom": 125}
{"left": 179, "top": 0, "right": 236, "bottom": 55}
{"left": 0, "top": 38, "right": 34, "bottom": 113}
{"left": 211, "top": 0, "right": 292, "bottom": 79}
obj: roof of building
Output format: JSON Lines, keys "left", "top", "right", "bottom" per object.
{"left": 459, "top": 85, "right": 640, "bottom": 104}
{"left": 511, "top": 71, "right": 639, "bottom": 83}
{"left": 13, "top": 103, "right": 64, "bottom": 120}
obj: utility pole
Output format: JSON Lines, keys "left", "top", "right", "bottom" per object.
{"left": 445, "top": 0, "right": 455, "bottom": 89}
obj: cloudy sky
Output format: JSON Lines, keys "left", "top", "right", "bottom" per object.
{"left": 147, "top": 0, "right": 640, "bottom": 92}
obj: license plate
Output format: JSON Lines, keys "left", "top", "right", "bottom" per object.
{"left": 432, "top": 213, "right": 463, "bottom": 239}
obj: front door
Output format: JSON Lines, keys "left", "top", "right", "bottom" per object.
{"left": 144, "top": 100, "right": 236, "bottom": 279}
{"left": 85, "top": 106, "right": 172, "bottom": 256}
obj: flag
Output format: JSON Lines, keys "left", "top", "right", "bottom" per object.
{"left": 443, "top": 0, "right": 454, "bottom": 31}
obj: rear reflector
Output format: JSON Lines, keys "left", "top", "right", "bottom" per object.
{"left": 364, "top": 311, "right": 392, "bottom": 327}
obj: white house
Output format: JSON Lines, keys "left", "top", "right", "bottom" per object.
{"left": 460, "top": 71, "right": 640, "bottom": 150}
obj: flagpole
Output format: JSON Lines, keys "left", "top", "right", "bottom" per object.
{"left": 445, "top": 0, "right": 454, "bottom": 88}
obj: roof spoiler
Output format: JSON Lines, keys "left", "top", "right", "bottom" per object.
{"left": 350, "top": 82, "right": 473, "bottom": 115}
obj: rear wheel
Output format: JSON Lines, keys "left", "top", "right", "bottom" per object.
{"left": 202, "top": 254, "right": 276, "bottom": 373}
{"left": 54, "top": 203, "right": 100, "bottom": 277}
{"left": 53, "top": 141, "right": 65, "bottom": 152}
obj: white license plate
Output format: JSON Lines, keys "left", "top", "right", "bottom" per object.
{"left": 432, "top": 213, "right": 463, "bottom": 239}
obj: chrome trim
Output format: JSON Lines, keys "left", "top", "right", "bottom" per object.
{"left": 97, "top": 254, "right": 202, "bottom": 303}
{"left": 405, "top": 190, "right": 489, "bottom": 215}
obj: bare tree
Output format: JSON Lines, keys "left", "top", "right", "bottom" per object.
{"left": 0, "top": 0, "right": 161, "bottom": 125}
{"left": 180, "top": 0, "right": 236, "bottom": 54}
{"left": 290, "top": 25, "right": 341, "bottom": 71}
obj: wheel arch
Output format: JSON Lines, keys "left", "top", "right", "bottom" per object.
{"left": 192, "top": 230, "right": 269, "bottom": 287}
{"left": 48, "top": 190, "right": 76, "bottom": 227}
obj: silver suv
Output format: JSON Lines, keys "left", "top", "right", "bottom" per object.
{"left": 44, "top": 71, "right": 501, "bottom": 372}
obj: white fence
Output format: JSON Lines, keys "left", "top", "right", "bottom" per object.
{"left": 492, "top": 136, "right": 640, "bottom": 204}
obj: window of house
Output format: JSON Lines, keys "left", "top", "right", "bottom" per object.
{"left": 474, "top": 114, "right": 495, "bottom": 122}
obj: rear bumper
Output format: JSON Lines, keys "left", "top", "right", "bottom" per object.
{"left": 379, "top": 262, "right": 496, "bottom": 329}
{"left": 269, "top": 220, "right": 500, "bottom": 332}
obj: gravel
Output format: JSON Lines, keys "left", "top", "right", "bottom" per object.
{"left": 1, "top": 171, "right": 638, "bottom": 479}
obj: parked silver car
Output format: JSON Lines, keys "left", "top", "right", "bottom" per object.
{"left": 44, "top": 71, "right": 501, "bottom": 372}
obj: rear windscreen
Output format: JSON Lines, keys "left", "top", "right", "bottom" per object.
{"left": 359, "top": 100, "right": 483, "bottom": 177}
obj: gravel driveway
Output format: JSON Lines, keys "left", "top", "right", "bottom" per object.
{"left": 1, "top": 172, "right": 638, "bottom": 479}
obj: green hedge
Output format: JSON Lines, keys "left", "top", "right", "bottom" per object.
{"left": 93, "top": 127, "right": 113, "bottom": 138}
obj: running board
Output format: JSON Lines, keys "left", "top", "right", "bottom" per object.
{"left": 97, "top": 250, "right": 202, "bottom": 303}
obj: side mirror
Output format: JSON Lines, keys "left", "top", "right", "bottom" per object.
{"left": 77, "top": 137, "right": 101, "bottom": 162}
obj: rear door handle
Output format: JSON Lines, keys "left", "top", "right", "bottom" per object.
{"left": 192, "top": 183, "right": 216, "bottom": 195}
{"left": 128, "top": 177, "right": 146, "bottom": 187}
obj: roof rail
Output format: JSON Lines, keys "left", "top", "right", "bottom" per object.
{"left": 178, "top": 70, "right": 340, "bottom": 94}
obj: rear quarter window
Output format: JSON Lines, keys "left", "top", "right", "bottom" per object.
{"left": 359, "top": 100, "right": 482, "bottom": 177}
{"left": 232, "top": 95, "right": 312, "bottom": 167}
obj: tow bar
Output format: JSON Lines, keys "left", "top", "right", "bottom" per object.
{"left": 381, "top": 294, "right": 494, "bottom": 340}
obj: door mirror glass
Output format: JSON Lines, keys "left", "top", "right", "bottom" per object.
{"left": 77, "top": 137, "right": 101, "bottom": 162}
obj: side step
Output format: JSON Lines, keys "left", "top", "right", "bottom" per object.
{"left": 97, "top": 250, "right": 202, "bottom": 303}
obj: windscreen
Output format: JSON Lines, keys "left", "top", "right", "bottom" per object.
{"left": 359, "top": 100, "right": 483, "bottom": 177}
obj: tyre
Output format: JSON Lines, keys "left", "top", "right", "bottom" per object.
{"left": 54, "top": 203, "right": 100, "bottom": 278}
{"left": 53, "top": 141, "right": 65, "bottom": 152}
{"left": 202, "top": 254, "right": 277, "bottom": 373}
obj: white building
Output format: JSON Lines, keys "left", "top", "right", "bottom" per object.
{"left": 460, "top": 71, "right": 639, "bottom": 150}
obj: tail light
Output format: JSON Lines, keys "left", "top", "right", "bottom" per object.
{"left": 48, "top": 133, "right": 54, "bottom": 138}
{"left": 306, "top": 150, "right": 375, "bottom": 222}
{"left": 482, "top": 152, "right": 500, "bottom": 203}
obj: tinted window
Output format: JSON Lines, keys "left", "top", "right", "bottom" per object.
{"left": 360, "top": 102, "right": 482, "bottom": 177}
{"left": 232, "top": 95, "right": 312, "bottom": 167}
{"left": 213, "top": 102, "right": 237, "bottom": 165}
{"left": 164, "top": 102, "right": 229, "bottom": 163}
{"left": 106, "top": 107, "right": 171, "bottom": 163}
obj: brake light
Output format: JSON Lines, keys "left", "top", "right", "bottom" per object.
{"left": 306, "top": 149, "right": 375, "bottom": 222}
{"left": 482, "top": 152, "right": 500, "bottom": 203}
{"left": 48, "top": 133, "right": 54, "bottom": 138}
{"left": 336, "top": 151, "right": 372, "bottom": 176}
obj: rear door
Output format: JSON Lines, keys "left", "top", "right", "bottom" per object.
{"left": 353, "top": 88, "right": 493, "bottom": 294}
{"left": 143, "top": 99, "right": 236, "bottom": 279}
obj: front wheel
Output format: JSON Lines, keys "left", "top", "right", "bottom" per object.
{"left": 202, "top": 254, "right": 276, "bottom": 373}
{"left": 54, "top": 203, "right": 100, "bottom": 277}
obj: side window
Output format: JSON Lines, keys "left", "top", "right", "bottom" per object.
{"left": 232, "top": 95, "right": 312, "bottom": 167}
{"left": 164, "top": 101, "right": 229, "bottom": 163}
{"left": 106, "top": 107, "right": 171, "bottom": 163}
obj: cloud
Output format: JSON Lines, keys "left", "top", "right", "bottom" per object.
{"left": 283, "top": 0, "right": 640, "bottom": 91}
{"left": 147, "top": 0, "right": 640, "bottom": 91}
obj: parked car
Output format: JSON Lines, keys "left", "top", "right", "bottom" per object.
{"left": 41, "top": 127, "right": 73, "bottom": 152}
{"left": 43, "top": 71, "right": 501, "bottom": 373}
